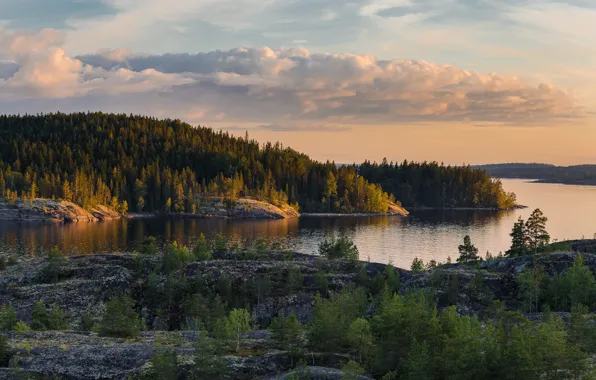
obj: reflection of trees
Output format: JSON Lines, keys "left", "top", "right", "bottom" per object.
{"left": 405, "top": 210, "right": 516, "bottom": 228}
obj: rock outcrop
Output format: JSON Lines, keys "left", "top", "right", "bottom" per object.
{"left": 2, "top": 250, "right": 589, "bottom": 379}
{"left": 0, "top": 199, "right": 121, "bottom": 223}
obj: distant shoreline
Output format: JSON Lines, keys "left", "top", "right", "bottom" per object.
{"left": 406, "top": 205, "right": 527, "bottom": 211}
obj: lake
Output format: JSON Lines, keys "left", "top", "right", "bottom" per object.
{"left": 1, "top": 179, "right": 595, "bottom": 269}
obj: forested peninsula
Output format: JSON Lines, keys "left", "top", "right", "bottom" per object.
{"left": 0, "top": 113, "right": 516, "bottom": 220}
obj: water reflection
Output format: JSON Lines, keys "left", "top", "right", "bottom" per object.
{"left": 1, "top": 179, "right": 595, "bottom": 269}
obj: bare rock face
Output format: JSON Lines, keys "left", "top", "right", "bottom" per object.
{"left": 0, "top": 199, "right": 121, "bottom": 223}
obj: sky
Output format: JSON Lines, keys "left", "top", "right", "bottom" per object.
{"left": 0, "top": 0, "right": 595, "bottom": 165}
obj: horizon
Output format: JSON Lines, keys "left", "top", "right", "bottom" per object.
{"left": 1, "top": 0, "right": 595, "bottom": 165}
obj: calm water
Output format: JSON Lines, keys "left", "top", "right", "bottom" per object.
{"left": 1, "top": 179, "right": 595, "bottom": 269}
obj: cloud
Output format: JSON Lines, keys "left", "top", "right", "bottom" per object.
{"left": 0, "top": 28, "right": 194, "bottom": 99}
{"left": 0, "top": 29, "right": 585, "bottom": 128}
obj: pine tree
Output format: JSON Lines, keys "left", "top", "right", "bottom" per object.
{"left": 98, "top": 295, "right": 142, "bottom": 338}
{"left": 507, "top": 217, "right": 527, "bottom": 257}
{"left": 457, "top": 235, "right": 479, "bottom": 263}
{"left": 525, "top": 209, "right": 550, "bottom": 254}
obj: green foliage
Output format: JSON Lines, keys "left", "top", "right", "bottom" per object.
{"left": 142, "top": 350, "right": 180, "bottom": 380}
{"left": 40, "top": 246, "right": 67, "bottom": 283}
{"left": 0, "top": 334, "right": 12, "bottom": 367}
{"left": 80, "top": 312, "right": 95, "bottom": 332}
{"left": 193, "top": 233, "right": 213, "bottom": 261}
{"left": 517, "top": 265, "right": 545, "bottom": 313}
{"left": 402, "top": 339, "right": 433, "bottom": 380}
{"left": 359, "top": 160, "right": 517, "bottom": 209}
{"left": 410, "top": 257, "right": 424, "bottom": 273}
{"left": 507, "top": 209, "right": 550, "bottom": 257}
{"left": 309, "top": 287, "right": 367, "bottom": 352}
{"left": 254, "top": 238, "right": 269, "bottom": 255}
{"left": 314, "top": 269, "right": 329, "bottom": 295}
{"left": 542, "top": 254, "right": 596, "bottom": 311}
{"left": 162, "top": 242, "right": 192, "bottom": 273}
{"left": 31, "top": 300, "right": 69, "bottom": 331}
{"left": 285, "top": 265, "right": 304, "bottom": 292}
{"left": 341, "top": 360, "right": 365, "bottom": 380}
{"left": 346, "top": 318, "right": 374, "bottom": 364}
{"left": 13, "top": 321, "right": 30, "bottom": 333}
{"left": 98, "top": 295, "right": 143, "bottom": 338}
{"left": 457, "top": 235, "right": 479, "bottom": 263}
{"left": 318, "top": 236, "right": 359, "bottom": 261}
{"left": 213, "top": 234, "right": 228, "bottom": 253}
{"left": 507, "top": 217, "right": 528, "bottom": 257}
{"left": 525, "top": 208, "right": 550, "bottom": 254}
{"left": 0, "top": 304, "right": 17, "bottom": 331}
{"left": 191, "top": 331, "right": 229, "bottom": 379}
{"left": 0, "top": 256, "right": 6, "bottom": 271}
{"left": 270, "top": 310, "right": 304, "bottom": 356}
{"left": 139, "top": 236, "right": 158, "bottom": 255}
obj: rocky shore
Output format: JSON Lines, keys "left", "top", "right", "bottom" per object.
{"left": 0, "top": 199, "right": 121, "bottom": 223}
{"left": 1, "top": 247, "right": 591, "bottom": 379}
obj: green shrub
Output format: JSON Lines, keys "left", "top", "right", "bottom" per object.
{"left": 0, "top": 304, "right": 17, "bottom": 331}
{"left": 191, "top": 331, "right": 228, "bottom": 379}
{"left": 80, "top": 312, "right": 95, "bottom": 332}
{"left": 143, "top": 350, "right": 179, "bottom": 380}
{"left": 314, "top": 270, "right": 329, "bottom": 295}
{"left": 285, "top": 265, "right": 304, "bottom": 292}
{"left": 318, "top": 236, "right": 359, "bottom": 261}
{"left": 13, "top": 321, "right": 31, "bottom": 333}
{"left": 99, "top": 295, "right": 143, "bottom": 338}
{"left": 411, "top": 257, "right": 424, "bottom": 273}
{"left": 40, "top": 246, "right": 67, "bottom": 283}
{"left": 0, "top": 256, "right": 6, "bottom": 271}
{"left": 214, "top": 234, "right": 228, "bottom": 253}
{"left": 139, "top": 236, "right": 158, "bottom": 255}
{"left": 162, "top": 242, "right": 192, "bottom": 273}
{"left": 193, "top": 233, "right": 212, "bottom": 261}
{"left": 31, "top": 300, "right": 69, "bottom": 331}
{"left": 254, "top": 238, "right": 269, "bottom": 255}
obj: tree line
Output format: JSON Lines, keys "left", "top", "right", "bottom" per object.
{"left": 358, "top": 159, "right": 517, "bottom": 209}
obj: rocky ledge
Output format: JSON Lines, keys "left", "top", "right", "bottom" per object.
{"left": 1, "top": 250, "right": 591, "bottom": 378}
{"left": 0, "top": 199, "right": 121, "bottom": 223}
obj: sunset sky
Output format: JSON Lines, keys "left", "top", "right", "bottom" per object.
{"left": 1, "top": 0, "right": 594, "bottom": 165}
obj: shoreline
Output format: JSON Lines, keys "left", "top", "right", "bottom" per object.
{"left": 406, "top": 205, "right": 527, "bottom": 211}
{"left": 300, "top": 212, "right": 406, "bottom": 217}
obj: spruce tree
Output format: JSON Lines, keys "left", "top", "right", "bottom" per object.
{"left": 98, "top": 295, "right": 142, "bottom": 338}
{"left": 525, "top": 209, "right": 550, "bottom": 254}
{"left": 457, "top": 235, "right": 479, "bottom": 263}
{"left": 507, "top": 217, "right": 527, "bottom": 257}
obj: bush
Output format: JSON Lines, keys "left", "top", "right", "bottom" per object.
{"left": 40, "top": 246, "right": 67, "bottom": 283}
{"left": 191, "top": 331, "right": 228, "bottom": 379}
{"left": 285, "top": 265, "right": 304, "bottom": 292}
{"left": 193, "top": 233, "right": 212, "bottom": 261}
{"left": 0, "top": 304, "right": 17, "bottom": 331}
{"left": 0, "top": 256, "right": 6, "bottom": 271}
{"left": 13, "top": 321, "right": 31, "bottom": 333}
{"left": 143, "top": 350, "right": 180, "bottom": 380}
{"left": 80, "top": 312, "right": 95, "bottom": 332}
{"left": 162, "top": 242, "right": 192, "bottom": 273}
{"left": 411, "top": 257, "right": 424, "bottom": 273}
{"left": 31, "top": 300, "right": 69, "bottom": 331}
{"left": 214, "top": 234, "right": 228, "bottom": 253}
{"left": 318, "top": 236, "right": 359, "bottom": 261}
{"left": 314, "top": 270, "right": 329, "bottom": 295}
{"left": 139, "top": 236, "right": 158, "bottom": 255}
{"left": 98, "top": 295, "right": 143, "bottom": 338}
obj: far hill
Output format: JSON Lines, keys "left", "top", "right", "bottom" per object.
{"left": 475, "top": 163, "right": 596, "bottom": 186}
